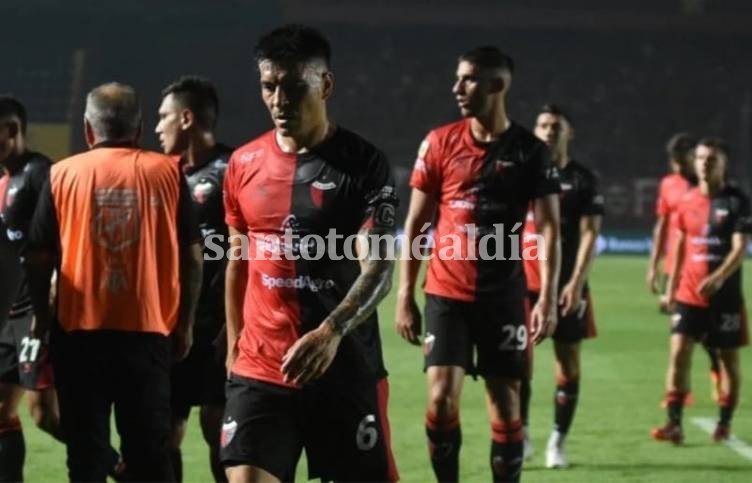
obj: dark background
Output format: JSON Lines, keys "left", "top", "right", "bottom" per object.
{"left": 4, "top": 0, "right": 751, "bottom": 234}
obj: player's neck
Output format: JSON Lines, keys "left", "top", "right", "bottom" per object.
{"left": 553, "top": 150, "right": 570, "bottom": 168}
{"left": 276, "top": 120, "right": 332, "bottom": 154}
{"left": 470, "top": 112, "right": 510, "bottom": 143}
{"left": 670, "top": 161, "right": 682, "bottom": 174}
{"left": 700, "top": 180, "right": 724, "bottom": 196}
{"left": 184, "top": 133, "right": 216, "bottom": 168}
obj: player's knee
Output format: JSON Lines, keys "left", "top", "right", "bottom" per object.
{"left": 428, "top": 384, "right": 460, "bottom": 419}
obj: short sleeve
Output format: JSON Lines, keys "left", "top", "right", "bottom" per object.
{"left": 177, "top": 174, "right": 202, "bottom": 246}
{"left": 360, "top": 150, "right": 399, "bottom": 232}
{"left": 581, "top": 172, "right": 605, "bottom": 216}
{"left": 28, "top": 179, "right": 60, "bottom": 254}
{"left": 529, "top": 143, "right": 561, "bottom": 199}
{"left": 223, "top": 153, "right": 247, "bottom": 232}
{"left": 409, "top": 131, "right": 441, "bottom": 195}
{"left": 676, "top": 200, "right": 687, "bottom": 232}
{"left": 733, "top": 194, "right": 752, "bottom": 235}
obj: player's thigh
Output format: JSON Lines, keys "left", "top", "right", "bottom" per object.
{"left": 472, "top": 292, "right": 529, "bottom": 380}
{"left": 0, "top": 382, "right": 24, "bottom": 421}
{"left": 423, "top": 294, "right": 473, "bottom": 372}
{"left": 426, "top": 365, "right": 465, "bottom": 412}
{"left": 226, "top": 465, "right": 280, "bottom": 483}
{"left": 220, "top": 375, "right": 302, "bottom": 482}
{"left": 304, "top": 379, "right": 398, "bottom": 483}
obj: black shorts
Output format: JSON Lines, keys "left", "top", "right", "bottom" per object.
{"left": 424, "top": 290, "right": 530, "bottom": 380}
{"left": 0, "top": 312, "right": 53, "bottom": 389}
{"left": 527, "top": 288, "right": 597, "bottom": 344}
{"left": 220, "top": 375, "right": 398, "bottom": 482}
{"left": 171, "top": 337, "right": 226, "bottom": 420}
{"left": 672, "top": 301, "right": 749, "bottom": 349}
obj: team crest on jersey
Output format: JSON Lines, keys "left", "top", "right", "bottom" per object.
{"left": 220, "top": 419, "right": 238, "bottom": 448}
{"left": 714, "top": 208, "right": 729, "bottom": 224}
{"left": 193, "top": 180, "right": 215, "bottom": 205}
{"left": 310, "top": 180, "right": 337, "bottom": 209}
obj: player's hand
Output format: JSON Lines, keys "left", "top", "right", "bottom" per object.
{"left": 281, "top": 321, "right": 342, "bottom": 385}
{"left": 559, "top": 280, "right": 583, "bottom": 317}
{"left": 530, "top": 296, "right": 557, "bottom": 344}
{"left": 698, "top": 273, "right": 725, "bottom": 298}
{"left": 646, "top": 266, "right": 660, "bottom": 294}
{"left": 172, "top": 324, "right": 194, "bottom": 362}
{"left": 395, "top": 292, "right": 422, "bottom": 346}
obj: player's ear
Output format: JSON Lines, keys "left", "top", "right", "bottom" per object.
{"left": 180, "top": 109, "right": 194, "bottom": 130}
{"left": 321, "top": 71, "right": 335, "bottom": 101}
{"left": 84, "top": 118, "right": 96, "bottom": 148}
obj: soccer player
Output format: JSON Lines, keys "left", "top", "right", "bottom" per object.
{"left": 396, "top": 47, "right": 561, "bottom": 483}
{"left": 221, "top": 25, "right": 398, "bottom": 483}
{"left": 0, "top": 95, "right": 62, "bottom": 481}
{"left": 647, "top": 133, "right": 724, "bottom": 403}
{"left": 156, "top": 75, "right": 232, "bottom": 483}
{"left": 26, "top": 83, "right": 203, "bottom": 481}
{"left": 0, "top": 217, "right": 22, "bottom": 328}
{"left": 652, "top": 137, "right": 751, "bottom": 444}
{"left": 521, "top": 104, "right": 604, "bottom": 468}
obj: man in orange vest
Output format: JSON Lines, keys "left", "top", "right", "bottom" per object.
{"left": 27, "top": 82, "right": 203, "bottom": 482}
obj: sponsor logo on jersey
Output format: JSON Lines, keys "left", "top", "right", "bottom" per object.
{"left": 193, "top": 180, "right": 215, "bottom": 204}
{"left": 714, "top": 208, "right": 729, "bottom": 224}
{"left": 239, "top": 149, "right": 263, "bottom": 164}
{"left": 261, "top": 273, "right": 336, "bottom": 292}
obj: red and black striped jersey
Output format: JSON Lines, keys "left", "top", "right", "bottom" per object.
{"left": 410, "top": 119, "right": 560, "bottom": 302}
{"left": 675, "top": 186, "right": 752, "bottom": 308}
{"left": 224, "top": 127, "right": 397, "bottom": 388}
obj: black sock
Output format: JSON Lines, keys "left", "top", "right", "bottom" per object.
{"left": 554, "top": 380, "right": 580, "bottom": 435}
{"left": 426, "top": 412, "right": 461, "bottom": 483}
{"left": 520, "top": 379, "right": 531, "bottom": 428}
{"left": 666, "top": 390, "right": 685, "bottom": 426}
{"left": 719, "top": 393, "right": 736, "bottom": 426}
{"left": 0, "top": 418, "right": 25, "bottom": 482}
{"left": 169, "top": 447, "right": 183, "bottom": 482}
{"left": 490, "top": 420, "right": 523, "bottom": 483}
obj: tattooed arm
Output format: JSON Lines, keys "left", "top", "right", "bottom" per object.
{"left": 281, "top": 225, "right": 395, "bottom": 385}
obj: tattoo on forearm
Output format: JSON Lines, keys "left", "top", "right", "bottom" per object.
{"left": 326, "top": 228, "right": 394, "bottom": 336}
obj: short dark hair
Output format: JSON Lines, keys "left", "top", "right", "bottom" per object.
{"left": 254, "top": 24, "right": 331, "bottom": 68}
{"left": 697, "top": 136, "right": 730, "bottom": 158}
{"left": 666, "top": 132, "right": 696, "bottom": 160}
{"left": 0, "top": 95, "right": 27, "bottom": 135}
{"left": 459, "top": 46, "right": 514, "bottom": 76}
{"left": 162, "top": 76, "right": 219, "bottom": 130}
{"left": 538, "top": 103, "right": 573, "bottom": 125}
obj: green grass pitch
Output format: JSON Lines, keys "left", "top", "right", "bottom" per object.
{"left": 19, "top": 255, "right": 752, "bottom": 481}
